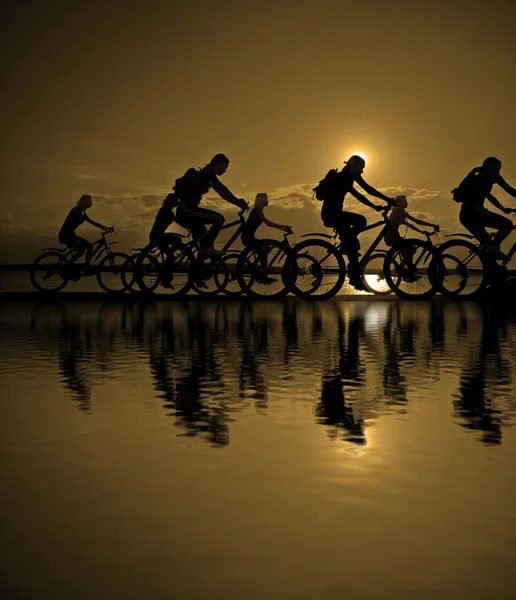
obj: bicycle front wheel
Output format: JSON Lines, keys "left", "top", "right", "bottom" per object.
{"left": 282, "top": 239, "right": 346, "bottom": 301}
{"left": 360, "top": 252, "right": 394, "bottom": 295}
{"left": 236, "top": 242, "right": 289, "bottom": 299}
{"left": 121, "top": 251, "right": 161, "bottom": 295}
{"left": 97, "top": 252, "right": 129, "bottom": 293}
{"left": 383, "top": 239, "right": 443, "bottom": 300}
{"left": 216, "top": 252, "right": 243, "bottom": 297}
{"left": 437, "top": 239, "right": 489, "bottom": 299}
{"left": 30, "top": 251, "right": 70, "bottom": 293}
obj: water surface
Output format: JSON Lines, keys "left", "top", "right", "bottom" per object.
{"left": 1, "top": 299, "right": 516, "bottom": 599}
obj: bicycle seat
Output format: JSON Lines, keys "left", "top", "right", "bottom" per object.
{"left": 42, "top": 247, "right": 68, "bottom": 252}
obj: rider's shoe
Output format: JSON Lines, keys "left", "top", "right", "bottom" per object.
{"left": 485, "top": 244, "right": 507, "bottom": 261}
{"left": 194, "top": 279, "right": 209, "bottom": 290}
{"left": 348, "top": 274, "right": 366, "bottom": 291}
{"left": 201, "top": 245, "right": 224, "bottom": 256}
{"left": 262, "top": 276, "right": 277, "bottom": 285}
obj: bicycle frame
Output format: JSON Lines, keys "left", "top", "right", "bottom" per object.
{"left": 299, "top": 211, "right": 397, "bottom": 271}
{"left": 42, "top": 232, "right": 116, "bottom": 264}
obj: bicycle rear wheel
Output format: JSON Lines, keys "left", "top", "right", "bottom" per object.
{"left": 383, "top": 239, "right": 443, "bottom": 300}
{"left": 437, "top": 239, "right": 489, "bottom": 299}
{"left": 282, "top": 239, "right": 346, "bottom": 301}
{"left": 30, "top": 251, "right": 70, "bottom": 293}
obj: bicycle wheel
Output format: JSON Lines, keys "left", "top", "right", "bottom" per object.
{"left": 96, "top": 252, "right": 129, "bottom": 293}
{"left": 216, "top": 252, "right": 243, "bottom": 297}
{"left": 236, "top": 242, "right": 289, "bottom": 299}
{"left": 360, "top": 252, "right": 394, "bottom": 295}
{"left": 437, "top": 239, "right": 489, "bottom": 299}
{"left": 121, "top": 251, "right": 161, "bottom": 295}
{"left": 383, "top": 239, "right": 443, "bottom": 300}
{"left": 158, "top": 244, "right": 195, "bottom": 297}
{"left": 191, "top": 256, "right": 224, "bottom": 297}
{"left": 282, "top": 239, "right": 346, "bottom": 301}
{"left": 30, "top": 251, "right": 70, "bottom": 293}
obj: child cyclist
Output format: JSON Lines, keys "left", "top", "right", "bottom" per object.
{"left": 58, "top": 194, "right": 113, "bottom": 267}
{"left": 241, "top": 193, "right": 292, "bottom": 284}
{"left": 384, "top": 195, "right": 440, "bottom": 246}
{"left": 382, "top": 194, "right": 439, "bottom": 279}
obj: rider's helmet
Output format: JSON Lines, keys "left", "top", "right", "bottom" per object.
{"left": 345, "top": 155, "right": 366, "bottom": 175}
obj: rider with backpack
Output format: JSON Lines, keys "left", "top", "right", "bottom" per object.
{"left": 453, "top": 157, "right": 516, "bottom": 259}
{"left": 174, "top": 153, "right": 248, "bottom": 255}
{"left": 313, "top": 155, "right": 395, "bottom": 290}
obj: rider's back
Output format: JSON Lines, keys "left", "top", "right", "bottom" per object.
{"left": 455, "top": 170, "right": 497, "bottom": 209}
{"left": 59, "top": 206, "right": 85, "bottom": 238}
{"left": 174, "top": 167, "right": 211, "bottom": 207}
{"left": 321, "top": 170, "right": 355, "bottom": 221}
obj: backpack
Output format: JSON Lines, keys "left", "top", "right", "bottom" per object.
{"left": 173, "top": 167, "right": 210, "bottom": 200}
{"left": 313, "top": 168, "right": 341, "bottom": 201}
{"left": 451, "top": 170, "right": 478, "bottom": 203}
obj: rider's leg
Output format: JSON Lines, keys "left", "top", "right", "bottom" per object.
{"left": 459, "top": 209, "right": 490, "bottom": 244}
{"left": 341, "top": 212, "right": 367, "bottom": 250}
{"left": 181, "top": 204, "right": 225, "bottom": 252}
{"left": 60, "top": 235, "right": 92, "bottom": 265}
{"left": 460, "top": 209, "right": 506, "bottom": 259}
{"left": 481, "top": 209, "right": 513, "bottom": 247}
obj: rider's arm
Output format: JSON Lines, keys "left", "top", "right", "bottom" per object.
{"left": 348, "top": 186, "right": 379, "bottom": 210}
{"left": 406, "top": 222, "right": 425, "bottom": 234}
{"left": 83, "top": 213, "right": 104, "bottom": 228}
{"left": 260, "top": 209, "right": 290, "bottom": 231}
{"left": 211, "top": 175, "right": 244, "bottom": 207}
{"left": 497, "top": 175, "right": 516, "bottom": 198}
{"left": 355, "top": 175, "right": 391, "bottom": 202}
{"left": 406, "top": 213, "right": 436, "bottom": 228}
{"left": 486, "top": 193, "right": 509, "bottom": 212}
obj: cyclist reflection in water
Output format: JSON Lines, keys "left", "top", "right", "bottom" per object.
{"left": 316, "top": 312, "right": 367, "bottom": 445}
{"left": 454, "top": 307, "right": 510, "bottom": 445}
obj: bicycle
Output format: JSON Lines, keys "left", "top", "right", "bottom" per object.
{"left": 436, "top": 211, "right": 516, "bottom": 299}
{"left": 122, "top": 209, "right": 251, "bottom": 298}
{"left": 282, "top": 208, "right": 444, "bottom": 301}
{"left": 30, "top": 230, "right": 128, "bottom": 293}
{"left": 235, "top": 228, "right": 297, "bottom": 299}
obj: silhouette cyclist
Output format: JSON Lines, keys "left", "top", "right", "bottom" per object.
{"left": 174, "top": 153, "right": 248, "bottom": 255}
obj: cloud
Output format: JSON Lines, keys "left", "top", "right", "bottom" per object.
{"left": 77, "top": 174, "right": 105, "bottom": 181}
{"left": 378, "top": 187, "right": 441, "bottom": 202}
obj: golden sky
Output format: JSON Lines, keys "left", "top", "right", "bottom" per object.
{"left": 1, "top": 0, "right": 516, "bottom": 260}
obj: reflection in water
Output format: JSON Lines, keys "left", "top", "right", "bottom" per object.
{"left": 11, "top": 298, "right": 516, "bottom": 448}
{"left": 453, "top": 305, "right": 512, "bottom": 446}
{"left": 317, "top": 311, "right": 367, "bottom": 446}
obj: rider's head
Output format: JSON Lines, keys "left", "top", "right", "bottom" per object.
{"left": 208, "top": 153, "right": 230, "bottom": 176}
{"left": 255, "top": 193, "right": 269, "bottom": 209}
{"left": 395, "top": 195, "right": 408, "bottom": 209}
{"left": 344, "top": 155, "right": 366, "bottom": 175}
{"left": 77, "top": 194, "right": 93, "bottom": 210}
{"left": 482, "top": 156, "right": 502, "bottom": 176}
